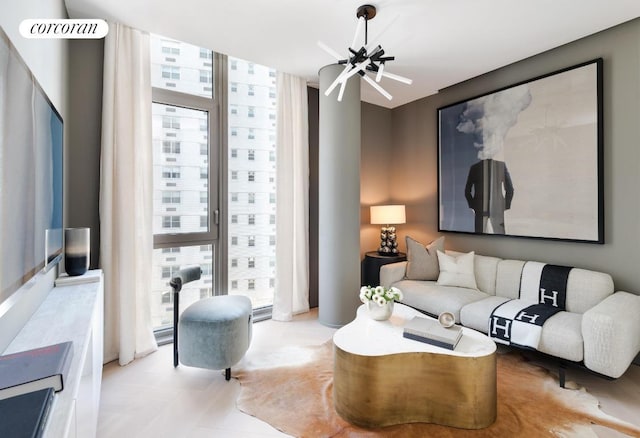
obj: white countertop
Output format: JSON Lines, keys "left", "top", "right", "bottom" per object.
{"left": 333, "top": 303, "right": 496, "bottom": 358}
{"left": 5, "top": 270, "right": 103, "bottom": 438}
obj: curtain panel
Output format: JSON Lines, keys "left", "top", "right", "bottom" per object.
{"left": 273, "top": 73, "right": 310, "bottom": 321}
{"left": 100, "top": 22, "right": 157, "bottom": 365}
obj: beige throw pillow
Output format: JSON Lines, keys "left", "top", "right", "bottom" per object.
{"left": 436, "top": 250, "right": 478, "bottom": 289}
{"left": 405, "top": 236, "right": 445, "bottom": 281}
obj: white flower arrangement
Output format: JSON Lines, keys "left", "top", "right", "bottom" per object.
{"left": 359, "top": 285, "right": 403, "bottom": 306}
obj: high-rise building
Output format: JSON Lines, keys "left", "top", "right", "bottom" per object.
{"left": 227, "top": 57, "right": 277, "bottom": 309}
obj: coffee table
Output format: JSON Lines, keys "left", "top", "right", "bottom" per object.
{"left": 333, "top": 303, "right": 496, "bottom": 429}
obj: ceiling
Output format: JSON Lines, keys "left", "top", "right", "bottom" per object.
{"left": 65, "top": 0, "right": 640, "bottom": 108}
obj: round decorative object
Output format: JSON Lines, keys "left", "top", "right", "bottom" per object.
{"left": 438, "top": 311, "right": 456, "bottom": 328}
{"left": 367, "top": 300, "right": 394, "bottom": 321}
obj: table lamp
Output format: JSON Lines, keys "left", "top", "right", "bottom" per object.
{"left": 370, "top": 205, "right": 406, "bottom": 256}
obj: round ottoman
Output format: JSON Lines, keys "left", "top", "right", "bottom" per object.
{"left": 178, "top": 295, "right": 252, "bottom": 380}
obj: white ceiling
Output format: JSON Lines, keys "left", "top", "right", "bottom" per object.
{"left": 65, "top": 0, "right": 640, "bottom": 108}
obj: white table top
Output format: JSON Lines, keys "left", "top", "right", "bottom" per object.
{"left": 333, "top": 303, "right": 496, "bottom": 358}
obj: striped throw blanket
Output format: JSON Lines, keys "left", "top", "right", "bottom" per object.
{"left": 489, "top": 262, "right": 572, "bottom": 349}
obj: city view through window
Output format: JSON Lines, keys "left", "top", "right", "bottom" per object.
{"left": 149, "top": 35, "right": 276, "bottom": 331}
{"left": 227, "top": 57, "right": 277, "bottom": 310}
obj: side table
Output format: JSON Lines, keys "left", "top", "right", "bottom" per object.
{"left": 361, "top": 251, "right": 406, "bottom": 286}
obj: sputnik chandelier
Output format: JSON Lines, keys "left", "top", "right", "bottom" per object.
{"left": 318, "top": 4, "right": 412, "bottom": 102}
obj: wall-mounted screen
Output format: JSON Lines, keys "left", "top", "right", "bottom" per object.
{"left": 0, "top": 26, "right": 63, "bottom": 310}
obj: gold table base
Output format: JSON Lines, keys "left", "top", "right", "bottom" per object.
{"left": 333, "top": 345, "right": 497, "bottom": 429}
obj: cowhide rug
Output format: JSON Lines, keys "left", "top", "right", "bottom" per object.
{"left": 232, "top": 341, "right": 640, "bottom": 437}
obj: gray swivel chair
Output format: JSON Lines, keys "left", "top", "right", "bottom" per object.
{"left": 170, "top": 267, "right": 253, "bottom": 380}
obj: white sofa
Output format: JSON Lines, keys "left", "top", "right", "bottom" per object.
{"left": 380, "top": 253, "right": 640, "bottom": 379}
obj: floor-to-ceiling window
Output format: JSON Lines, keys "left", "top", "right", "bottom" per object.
{"left": 149, "top": 35, "right": 219, "bottom": 333}
{"left": 149, "top": 36, "right": 278, "bottom": 334}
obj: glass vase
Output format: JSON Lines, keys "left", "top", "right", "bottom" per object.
{"left": 65, "top": 228, "right": 90, "bottom": 276}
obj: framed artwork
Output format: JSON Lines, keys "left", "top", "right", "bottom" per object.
{"left": 437, "top": 59, "right": 603, "bottom": 243}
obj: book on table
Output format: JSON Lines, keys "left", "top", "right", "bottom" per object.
{"left": 403, "top": 316, "right": 463, "bottom": 350}
{"left": 0, "top": 387, "right": 55, "bottom": 438}
{"left": 0, "top": 341, "right": 73, "bottom": 400}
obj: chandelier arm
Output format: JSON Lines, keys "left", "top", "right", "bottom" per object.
{"left": 376, "top": 62, "right": 385, "bottom": 82}
{"left": 324, "top": 63, "right": 353, "bottom": 97}
{"left": 368, "top": 46, "right": 384, "bottom": 59}
{"left": 341, "top": 58, "right": 371, "bottom": 81}
{"left": 337, "top": 79, "right": 347, "bottom": 102}
{"left": 351, "top": 16, "right": 365, "bottom": 49}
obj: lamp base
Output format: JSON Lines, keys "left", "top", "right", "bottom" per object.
{"left": 377, "top": 225, "right": 399, "bottom": 256}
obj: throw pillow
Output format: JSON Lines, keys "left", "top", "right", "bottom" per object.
{"left": 436, "top": 250, "right": 478, "bottom": 289}
{"left": 405, "top": 236, "right": 445, "bottom": 280}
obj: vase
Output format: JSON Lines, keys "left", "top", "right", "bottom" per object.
{"left": 367, "top": 300, "right": 394, "bottom": 321}
{"left": 65, "top": 228, "right": 90, "bottom": 276}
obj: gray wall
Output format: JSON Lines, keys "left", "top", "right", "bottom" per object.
{"left": 67, "top": 39, "right": 104, "bottom": 269}
{"left": 360, "top": 102, "right": 393, "bottom": 257}
{"left": 390, "top": 18, "right": 640, "bottom": 294}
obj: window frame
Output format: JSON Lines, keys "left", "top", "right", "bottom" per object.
{"left": 152, "top": 54, "right": 221, "bottom": 249}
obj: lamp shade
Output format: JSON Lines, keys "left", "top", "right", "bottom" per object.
{"left": 370, "top": 205, "right": 406, "bottom": 225}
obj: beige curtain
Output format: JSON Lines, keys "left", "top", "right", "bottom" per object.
{"left": 100, "top": 22, "right": 157, "bottom": 365}
{"left": 272, "top": 72, "right": 310, "bottom": 321}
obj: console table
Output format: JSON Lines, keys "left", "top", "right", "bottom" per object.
{"left": 4, "top": 270, "right": 104, "bottom": 437}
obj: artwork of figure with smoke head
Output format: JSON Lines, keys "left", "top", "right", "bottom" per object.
{"left": 458, "top": 85, "right": 532, "bottom": 234}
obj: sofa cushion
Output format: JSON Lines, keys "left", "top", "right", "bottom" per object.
{"left": 460, "top": 296, "right": 511, "bottom": 334}
{"left": 495, "top": 260, "right": 526, "bottom": 299}
{"left": 445, "top": 251, "right": 501, "bottom": 295}
{"left": 437, "top": 251, "right": 478, "bottom": 290}
{"left": 538, "top": 312, "right": 583, "bottom": 362}
{"left": 405, "top": 236, "right": 444, "bottom": 281}
{"left": 474, "top": 255, "right": 501, "bottom": 296}
{"left": 396, "top": 279, "right": 488, "bottom": 323}
{"left": 565, "top": 269, "right": 614, "bottom": 313}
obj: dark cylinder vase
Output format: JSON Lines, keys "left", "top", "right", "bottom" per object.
{"left": 65, "top": 228, "right": 90, "bottom": 276}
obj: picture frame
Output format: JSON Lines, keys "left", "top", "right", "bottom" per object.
{"left": 437, "top": 59, "right": 603, "bottom": 243}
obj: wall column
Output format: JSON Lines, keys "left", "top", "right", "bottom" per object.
{"left": 318, "top": 64, "right": 362, "bottom": 327}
